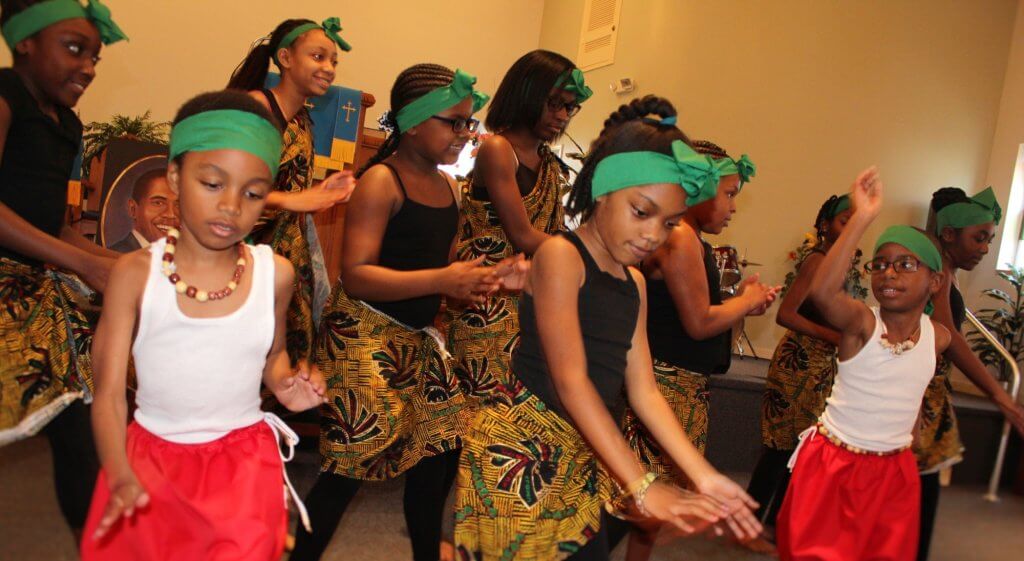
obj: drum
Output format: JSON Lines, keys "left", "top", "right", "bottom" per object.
{"left": 712, "top": 245, "right": 742, "bottom": 288}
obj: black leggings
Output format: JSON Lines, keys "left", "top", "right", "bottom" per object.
{"left": 42, "top": 400, "right": 100, "bottom": 531}
{"left": 918, "top": 472, "right": 940, "bottom": 561}
{"left": 290, "top": 449, "right": 461, "bottom": 561}
{"left": 745, "top": 446, "right": 794, "bottom": 529}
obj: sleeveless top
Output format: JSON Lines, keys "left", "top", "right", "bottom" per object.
{"left": 364, "top": 163, "right": 459, "bottom": 329}
{"left": 514, "top": 231, "right": 640, "bottom": 421}
{"left": 0, "top": 69, "right": 82, "bottom": 265}
{"left": 950, "top": 283, "right": 966, "bottom": 331}
{"left": 132, "top": 239, "right": 276, "bottom": 444}
{"left": 470, "top": 156, "right": 539, "bottom": 200}
{"left": 821, "top": 307, "right": 937, "bottom": 452}
{"left": 646, "top": 239, "right": 731, "bottom": 374}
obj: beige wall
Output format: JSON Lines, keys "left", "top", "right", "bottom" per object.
{"left": 540, "top": 0, "right": 1020, "bottom": 356}
{"left": 0, "top": 0, "right": 544, "bottom": 125}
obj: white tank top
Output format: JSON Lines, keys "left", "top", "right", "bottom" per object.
{"left": 132, "top": 238, "right": 276, "bottom": 444}
{"left": 820, "top": 306, "right": 936, "bottom": 452}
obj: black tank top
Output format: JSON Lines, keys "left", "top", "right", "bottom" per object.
{"left": 950, "top": 283, "right": 966, "bottom": 332}
{"left": 364, "top": 163, "right": 458, "bottom": 329}
{"left": 470, "top": 161, "right": 538, "bottom": 200}
{"left": 646, "top": 239, "right": 731, "bottom": 375}
{"left": 513, "top": 231, "right": 640, "bottom": 421}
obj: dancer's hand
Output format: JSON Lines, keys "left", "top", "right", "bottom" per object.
{"left": 641, "top": 483, "right": 723, "bottom": 536}
{"left": 276, "top": 365, "right": 328, "bottom": 411}
{"left": 93, "top": 473, "right": 149, "bottom": 540}
{"left": 998, "top": 397, "right": 1024, "bottom": 438}
{"left": 493, "top": 254, "right": 530, "bottom": 292}
{"left": 273, "top": 175, "right": 353, "bottom": 213}
{"left": 695, "top": 472, "right": 763, "bottom": 541}
{"left": 440, "top": 256, "right": 499, "bottom": 303}
{"left": 79, "top": 254, "right": 117, "bottom": 293}
{"left": 321, "top": 170, "right": 356, "bottom": 201}
{"left": 850, "top": 166, "right": 883, "bottom": 219}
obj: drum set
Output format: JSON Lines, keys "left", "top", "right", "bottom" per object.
{"left": 712, "top": 245, "right": 761, "bottom": 359}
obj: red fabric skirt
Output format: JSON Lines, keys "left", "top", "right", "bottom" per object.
{"left": 777, "top": 433, "right": 920, "bottom": 561}
{"left": 81, "top": 421, "right": 288, "bottom": 561}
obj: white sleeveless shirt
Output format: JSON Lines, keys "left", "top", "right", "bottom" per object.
{"left": 132, "top": 238, "right": 275, "bottom": 444}
{"left": 820, "top": 306, "right": 936, "bottom": 452}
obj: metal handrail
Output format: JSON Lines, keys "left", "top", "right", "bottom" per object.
{"left": 964, "top": 309, "right": 1022, "bottom": 502}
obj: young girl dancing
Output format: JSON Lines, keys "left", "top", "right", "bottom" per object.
{"left": 915, "top": 186, "right": 1024, "bottom": 561}
{"left": 83, "top": 90, "right": 327, "bottom": 561}
{"left": 0, "top": 0, "right": 126, "bottom": 541}
{"left": 228, "top": 16, "right": 355, "bottom": 369}
{"left": 777, "top": 168, "right": 951, "bottom": 561}
{"left": 454, "top": 96, "right": 762, "bottom": 561}
{"left": 447, "top": 49, "right": 589, "bottom": 407}
{"left": 745, "top": 194, "right": 856, "bottom": 536}
{"left": 292, "top": 64, "right": 505, "bottom": 561}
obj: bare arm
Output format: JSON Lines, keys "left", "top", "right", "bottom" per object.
{"left": 477, "top": 136, "right": 549, "bottom": 254}
{"left": 60, "top": 225, "right": 120, "bottom": 259}
{"left": 776, "top": 252, "right": 842, "bottom": 345}
{"left": 264, "top": 254, "right": 325, "bottom": 410}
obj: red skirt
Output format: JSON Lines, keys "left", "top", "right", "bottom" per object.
{"left": 81, "top": 421, "right": 288, "bottom": 561}
{"left": 777, "top": 433, "right": 920, "bottom": 561}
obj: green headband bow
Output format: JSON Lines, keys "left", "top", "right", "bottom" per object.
{"left": 828, "top": 194, "right": 851, "bottom": 218}
{"left": 555, "top": 68, "right": 593, "bottom": 103}
{"left": 713, "top": 153, "right": 756, "bottom": 188}
{"left": 275, "top": 17, "right": 352, "bottom": 63}
{"left": 394, "top": 69, "right": 490, "bottom": 133}
{"left": 169, "top": 110, "right": 283, "bottom": 178}
{"left": 591, "top": 140, "right": 720, "bottom": 206}
{"left": 2, "top": 0, "right": 127, "bottom": 48}
{"left": 934, "top": 186, "right": 1002, "bottom": 234}
{"left": 874, "top": 225, "right": 943, "bottom": 273}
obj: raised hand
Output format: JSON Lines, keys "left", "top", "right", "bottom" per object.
{"left": 850, "top": 166, "right": 883, "bottom": 219}
{"left": 92, "top": 473, "right": 149, "bottom": 540}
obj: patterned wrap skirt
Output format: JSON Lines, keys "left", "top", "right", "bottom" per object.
{"left": 622, "top": 360, "right": 709, "bottom": 489}
{"left": 913, "top": 358, "right": 964, "bottom": 474}
{"left": 761, "top": 330, "right": 838, "bottom": 451}
{"left": 0, "top": 257, "right": 95, "bottom": 445}
{"left": 315, "top": 286, "right": 470, "bottom": 480}
{"left": 454, "top": 381, "right": 611, "bottom": 560}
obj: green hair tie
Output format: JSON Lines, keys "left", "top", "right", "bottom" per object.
{"left": 934, "top": 186, "right": 1002, "bottom": 234}
{"left": 2, "top": 0, "right": 127, "bottom": 48}
{"left": 713, "top": 153, "right": 757, "bottom": 188}
{"left": 828, "top": 194, "right": 851, "bottom": 218}
{"left": 275, "top": 17, "right": 352, "bottom": 64}
{"left": 169, "top": 110, "right": 283, "bottom": 178}
{"left": 873, "top": 225, "right": 943, "bottom": 273}
{"left": 591, "top": 139, "right": 720, "bottom": 206}
{"left": 554, "top": 68, "right": 593, "bottom": 103}
{"left": 394, "top": 69, "right": 490, "bottom": 132}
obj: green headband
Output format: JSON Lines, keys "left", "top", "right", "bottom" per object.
{"left": 275, "top": 17, "right": 352, "bottom": 64}
{"left": 828, "top": 194, "right": 851, "bottom": 218}
{"left": 554, "top": 68, "right": 593, "bottom": 103}
{"left": 169, "top": 110, "right": 283, "bottom": 178}
{"left": 873, "top": 225, "right": 943, "bottom": 272}
{"left": 712, "top": 153, "right": 756, "bottom": 187}
{"left": 591, "top": 140, "right": 720, "bottom": 206}
{"left": 935, "top": 186, "right": 1002, "bottom": 234}
{"left": 394, "top": 69, "right": 490, "bottom": 132}
{"left": 2, "top": 0, "right": 127, "bottom": 48}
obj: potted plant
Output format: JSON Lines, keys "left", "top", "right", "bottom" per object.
{"left": 81, "top": 111, "right": 170, "bottom": 178}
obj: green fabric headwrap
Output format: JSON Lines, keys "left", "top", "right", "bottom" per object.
{"left": 828, "top": 194, "right": 851, "bottom": 218}
{"left": 2, "top": 0, "right": 127, "bottom": 48}
{"left": 873, "top": 225, "right": 943, "bottom": 273}
{"left": 169, "top": 110, "right": 283, "bottom": 178}
{"left": 713, "top": 153, "right": 756, "bottom": 188}
{"left": 934, "top": 186, "right": 1002, "bottom": 234}
{"left": 554, "top": 68, "right": 593, "bottom": 103}
{"left": 275, "top": 17, "right": 352, "bottom": 64}
{"left": 591, "top": 139, "right": 720, "bottom": 206}
{"left": 394, "top": 69, "right": 490, "bottom": 132}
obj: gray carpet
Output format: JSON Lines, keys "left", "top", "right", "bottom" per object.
{"left": 2, "top": 436, "right": 1023, "bottom": 560}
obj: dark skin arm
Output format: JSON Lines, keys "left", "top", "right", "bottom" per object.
{"left": 776, "top": 252, "right": 842, "bottom": 346}
{"left": 476, "top": 135, "right": 548, "bottom": 254}
{"left": 0, "top": 97, "right": 115, "bottom": 291}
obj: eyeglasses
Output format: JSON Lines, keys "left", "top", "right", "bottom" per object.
{"left": 864, "top": 256, "right": 923, "bottom": 275}
{"left": 546, "top": 96, "right": 581, "bottom": 118}
{"left": 430, "top": 115, "right": 480, "bottom": 133}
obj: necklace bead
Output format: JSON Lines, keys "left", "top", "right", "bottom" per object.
{"left": 161, "top": 228, "right": 245, "bottom": 303}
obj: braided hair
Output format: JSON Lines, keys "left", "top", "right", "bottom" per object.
{"left": 566, "top": 95, "right": 690, "bottom": 220}
{"left": 690, "top": 140, "right": 731, "bottom": 160}
{"left": 227, "top": 19, "right": 316, "bottom": 92}
{"left": 814, "top": 195, "right": 842, "bottom": 245}
{"left": 356, "top": 64, "right": 456, "bottom": 177}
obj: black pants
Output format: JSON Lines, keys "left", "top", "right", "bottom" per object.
{"left": 290, "top": 450, "right": 461, "bottom": 561}
{"left": 42, "top": 400, "right": 100, "bottom": 531}
{"left": 745, "top": 446, "right": 794, "bottom": 529}
{"left": 918, "top": 472, "right": 940, "bottom": 561}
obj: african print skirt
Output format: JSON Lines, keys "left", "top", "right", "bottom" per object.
{"left": 761, "top": 331, "right": 837, "bottom": 451}
{"left": 0, "top": 257, "right": 94, "bottom": 445}
{"left": 454, "top": 381, "right": 611, "bottom": 560}
{"left": 913, "top": 358, "right": 964, "bottom": 474}
{"left": 314, "top": 286, "right": 470, "bottom": 480}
